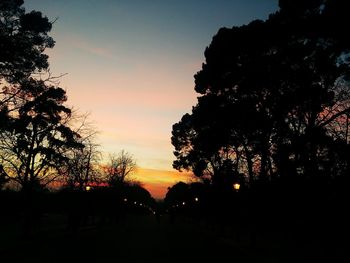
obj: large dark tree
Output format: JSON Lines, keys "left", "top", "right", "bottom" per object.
{"left": 1, "top": 0, "right": 54, "bottom": 133}
{"left": 172, "top": 0, "right": 350, "bottom": 187}
{"left": 0, "top": 0, "right": 54, "bottom": 85}
{"left": 0, "top": 78, "right": 82, "bottom": 193}
{"left": 0, "top": 0, "right": 85, "bottom": 194}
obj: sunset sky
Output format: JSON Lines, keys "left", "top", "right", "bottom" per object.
{"left": 24, "top": 0, "right": 278, "bottom": 199}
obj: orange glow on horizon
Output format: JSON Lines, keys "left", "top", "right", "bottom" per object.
{"left": 48, "top": 168, "right": 195, "bottom": 200}
{"left": 132, "top": 168, "right": 195, "bottom": 200}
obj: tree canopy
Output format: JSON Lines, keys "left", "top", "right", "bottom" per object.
{"left": 0, "top": 0, "right": 54, "bottom": 85}
{"left": 172, "top": 0, "right": 350, "bottom": 188}
{"left": 0, "top": 0, "right": 84, "bottom": 193}
{"left": 0, "top": 79, "right": 83, "bottom": 192}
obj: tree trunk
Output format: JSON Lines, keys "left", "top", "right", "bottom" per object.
{"left": 244, "top": 145, "right": 254, "bottom": 182}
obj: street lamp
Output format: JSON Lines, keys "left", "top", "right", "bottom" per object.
{"left": 233, "top": 183, "right": 240, "bottom": 191}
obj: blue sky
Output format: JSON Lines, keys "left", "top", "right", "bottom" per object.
{"left": 24, "top": 0, "right": 278, "bottom": 197}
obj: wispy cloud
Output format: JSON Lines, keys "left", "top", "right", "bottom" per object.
{"left": 61, "top": 33, "right": 112, "bottom": 58}
{"left": 72, "top": 39, "right": 111, "bottom": 58}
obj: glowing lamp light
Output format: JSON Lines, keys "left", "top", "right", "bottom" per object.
{"left": 195, "top": 197, "right": 199, "bottom": 202}
{"left": 233, "top": 183, "right": 241, "bottom": 191}
{"left": 85, "top": 186, "right": 91, "bottom": 191}
{"left": 182, "top": 201, "right": 186, "bottom": 206}
{"left": 124, "top": 198, "right": 127, "bottom": 202}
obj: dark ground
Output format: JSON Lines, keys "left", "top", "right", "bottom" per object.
{"left": 0, "top": 213, "right": 347, "bottom": 262}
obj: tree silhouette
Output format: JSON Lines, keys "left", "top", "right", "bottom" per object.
{"left": 172, "top": 0, "right": 350, "bottom": 187}
{"left": 105, "top": 150, "right": 137, "bottom": 186}
{"left": 1, "top": 0, "right": 54, "bottom": 137}
{"left": 59, "top": 125, "right": 101, "bottom": 190}
{"left": 0, "top": 0, "right": 54, "bottom": 86}
{"left": 164, "top": 182, "right": 190, "bottom": 206}
{"left": 124, "top": 181, "right": 154, "bottom": 207}
{"left": 0, "top": 0, "right": 88, "bottom": 195}
{"left": 0, "top": 78, "right": 82, "bottom": 193}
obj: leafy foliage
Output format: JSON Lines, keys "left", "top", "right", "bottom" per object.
{"left": 172, "top": 0, "right": 350, "bottom": 188}
{"left": 0, "top": 79, "right": 82, "bottom": 192}
{"left": 0, "top": 0, "right": 54, "bottom": 85}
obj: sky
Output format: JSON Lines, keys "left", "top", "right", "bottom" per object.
{"left": 24, "top": 0, "right": 278, "bottom": 199}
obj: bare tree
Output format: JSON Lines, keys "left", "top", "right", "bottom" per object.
{"left": 105, "top": 150, "right": 137, "bottom": 186}
{"left": 56, "top": 113, "right": 103, "bottom": 190}
{"left": 59, "top": 138, "right": 102, "bottom": 190}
